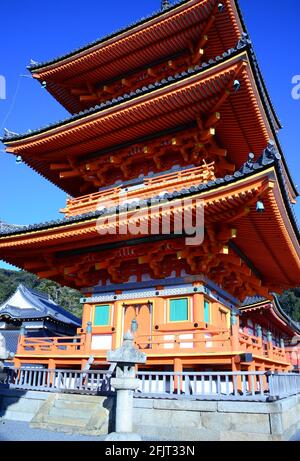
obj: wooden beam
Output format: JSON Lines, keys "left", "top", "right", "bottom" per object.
{"left": 205, "top": 112, "right": 221, "bottom": 129}
{"left": 37, "top": 269, "right": 59, "bottom": 279}
{"left": 59, "top": 170, "right": 81, "bottom": 179}
{"left": 50, "top": 163, "right": 71, "bottom": 171}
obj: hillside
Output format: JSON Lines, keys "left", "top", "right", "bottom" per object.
{"left": 0, "top": 269, "right": 83, "bottom": 318}
{"left": 0, "top": 269, "right": 300, "bottom": 323}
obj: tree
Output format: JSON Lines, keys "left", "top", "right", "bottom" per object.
{"left": 0, "top": 269, "right": 82, "bottom": 318}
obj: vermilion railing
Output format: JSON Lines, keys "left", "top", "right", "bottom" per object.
{"left": 18, "top": 336, "right": 86, "bottom": 356}
{"left": 16, "top": 329, "right": 287, "bottom": 365}
{"left": 135, "top": 328, "right": 231, "bottom": 353}
{"left": 61, "top": 163, "right": 216, "bottom": 217}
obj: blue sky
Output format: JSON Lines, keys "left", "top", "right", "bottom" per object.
{"left": 0, "top": 0, "right": 299, "bottom": 270}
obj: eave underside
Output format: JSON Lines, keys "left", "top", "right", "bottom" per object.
{"left": 4, "top": 54, "right": 273, "bottom": 197}
{"left": 0, "top": 168, "right": 299, "bottom": 300}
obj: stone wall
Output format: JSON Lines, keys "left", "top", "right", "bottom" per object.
{"left": 0, "top": 389, "right": 299, "bottom": 441}
{"left": 0, "top": 389, "right": 49, "bottom": 422}
{"left": 133, "top": 396, "right": 300, "bottom": 441}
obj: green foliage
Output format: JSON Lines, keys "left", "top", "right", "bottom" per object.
{"left": 0, "top": 269, "right": 82, "bottom": 318}
{"left": 0, "top": 269, "right": 299, "bottom": 324}
{"left": 279, "top": 288, "right": 300, "bottom": 323}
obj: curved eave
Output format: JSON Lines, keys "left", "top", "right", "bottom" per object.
{"left": 272, "top": 294, "right": 300, "bottom": 336}
{"left": 234, "top": 0, "right": 298, "bottom": 200}
{"left": 30, "top": 0, "right": 242, "bottom": 114}
{"left": 3, "top": 51, "right": 277, "bottom": 197}
{"left": 28, "top": 0, "right": 242, "bottom": 77}
{"left": 0, "top": 165, "right": 299, "bottom": 292}
{"left": 240, "top": 296, "right": 300, "bottom": 337}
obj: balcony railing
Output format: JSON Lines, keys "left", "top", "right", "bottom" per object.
{"left": 2, "top": 368, "right": 300, "bottom": 402}
{"left": 18, "top": 335, "right": 86, "bottom": 355}
{"left": 61, "top": 162, "right": 216, "bottom": 217}
{"left": 16, "top": 329, "right": 288, "bottom": 367}
{"left": 134, "top": 328, "right": 231, "bottom": 353}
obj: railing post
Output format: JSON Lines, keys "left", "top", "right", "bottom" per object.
{"left": 267, "top": 331, "right": 274, "bottom": 360}
{"left": 230, "top": 313, "right": 240, "bottom": 351}
{"left": 256, "top": 325, "right": 263, "bottom": 350}
{"left": 85, "top": 322, "right": 92, "bottom": 354}
{"left": 18, "top": 325, "right": 26, "bottom": 353}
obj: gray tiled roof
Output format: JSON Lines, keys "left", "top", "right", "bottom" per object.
{"left": 240, "top": 296, "right": 268, "bottom": 307}
{"left": 0, "top": 330, "right": 20, "bottom": 354}
{"left": 0, "top": 221, "right": 23, "bottom": 233}
{"left": 0, "top": 284, "right": 81, "bottom": 326}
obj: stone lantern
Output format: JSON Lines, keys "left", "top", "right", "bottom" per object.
{"left": 105, "top": 331, "right": 147, "bottom": 441}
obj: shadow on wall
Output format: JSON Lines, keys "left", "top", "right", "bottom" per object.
{"left": 103, "top": 395, "right": 116, "bottom": 433}
{"left": 0, "top": 368, "right": 26, "bottom": 441}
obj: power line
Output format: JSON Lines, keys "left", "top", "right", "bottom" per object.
{"left": 0, "top": 75, "right": 33, "bottom": 133}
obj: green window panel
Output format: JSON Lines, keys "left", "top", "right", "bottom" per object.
{"left": 94, "top": 305, "right": 110, "bottom": 326}
{"left": 170, "top": 298, "right": 188, "bottom": 322}
{"left": 204, "top": 300, "right": 210, "bottom": 324}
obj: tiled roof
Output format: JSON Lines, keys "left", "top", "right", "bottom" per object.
{"left": 272, "top": 294, "right": 300, "bottom": 335}
{"left": 27, "top": 0, "right": 190, "bottom": 71}
{"left": 0, "top": 331, "right": 20, "bottom": 354}
{"left": 240, "top": 293, "right": 300, "bottom": 336}
{"left": 240, "top": 296, "right": 268, "bottom": 307}
{"left": 0, "top": 221, "right": 23, "bottom": 233}
{"left": 2, "top": 37, "right": 251, "bottom": 143}
{"left": 0, "top": 284, "right": 81, "bottom": 326}
{"left": 0, "top": 142, "right": 285, "bottom": 238}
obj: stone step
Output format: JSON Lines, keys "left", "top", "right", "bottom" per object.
{"left": 48, "top": 406, "right": 91, "bottom": 421}
{"left": 53, "top": 399, "right": 96, "bottom": 412}
{"left": 45, "top": 415, "right": 88, "bottom": 428}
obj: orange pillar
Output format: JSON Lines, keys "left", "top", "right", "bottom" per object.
{"left": 82, "top": 303, "right": 92, "bottom": 330}
{"left": 153, "top": 298, "right": 165, "bottom": 352}
{"left": 48, "top": 358, "right": 56, "bottom": 386}
{"left": 193, "top": 293, "right": 204, "bottom": 352}
{"left": 174, "top": 358, "right": 183, "bottom": 393}
{"left": 85, "top": 322, "right": 93, "bottom": 355}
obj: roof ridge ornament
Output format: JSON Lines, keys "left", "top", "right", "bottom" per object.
{"left": 28, "top": 59, "right": 39, "bottom": 68}
{"left": 237, "top": 32, "right": 251, "bottom": 49}
{"left": 3, "top": 128, "right": 19, "bottom": 140}
{"left": 259, "top": 140, "right": 281, "bottom": 166}
{"left": 239, "top": 152, "right": 256, "bottom": 175}
{"left": 161, "top": 0, "right": 171, "bottom": 10}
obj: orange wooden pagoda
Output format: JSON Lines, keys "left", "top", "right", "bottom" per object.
{"left": 1, "top": 0, "right": 300, "bottom": 374}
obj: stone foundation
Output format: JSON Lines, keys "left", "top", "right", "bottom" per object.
{"left": 0, "top": 390, "right": 299, "bottom": 441}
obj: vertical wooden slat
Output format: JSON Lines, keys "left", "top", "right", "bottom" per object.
{"left": 259, "top": 374, "right": 264, "bottom": 396}
{"left": 209, "top": 375, "right": 213, "bottom": 395}
{"left": 225, "top": 375, "right": 229, "bottom": 396}
{"left": 242, "top": 375, "right": 246, "bottom": 395}
{"left": 217, "top": 375, "right": 221, "bottom": 396}
{"left": 251, "top": 374, "right": 255, "bottom": 396}
{"left": 149, "top": 374, "right": 152, "bottom": 394}
{"left": 233, "top": 375, "right": 238, "bottom": 396}
{"left": 163, "top": 375, "right": 166, "bottom": 394}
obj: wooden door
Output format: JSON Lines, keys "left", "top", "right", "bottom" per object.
{"left": 123, "top": 302, "right": 152, "bottom": 348}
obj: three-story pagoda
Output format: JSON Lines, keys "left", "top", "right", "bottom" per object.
{"left": 1, "top": 0, "right": 300, "bottom": 374}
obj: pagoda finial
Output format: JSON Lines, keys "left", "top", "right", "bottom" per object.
{"left": 161, "top": 0, "right": 171, "bottom": 10}
{"left": 3, "top": 128, "right": 19, "bottom": 140}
